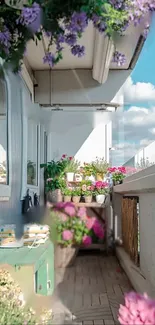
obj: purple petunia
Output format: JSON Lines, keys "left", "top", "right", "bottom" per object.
{"left": 65, "top": 33, "right": 77, "bottom": 46}
{"left": 112, "top": 51, "right": 126, "bottom": 66}
{"left": 43, "top": 52, "right": 55, "bottom": 67}
{"left": 71, "top": 45, "right": 85, "bottom": 57}
{"left": 17, "top": 2, "right": 41, "bottom": 32}
{"left": 67, "top": 12, "right": 88, "bottom": 33}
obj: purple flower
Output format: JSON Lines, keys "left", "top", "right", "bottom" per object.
{"left": 65, "top": 33, "right": 77, "bottom": 46}
{"left": 43, "top": 52, "right": 55, "bottom": 67}
{"left": 0, "top": 27, "right": 11, "bottom": 49}
{"left": 71, "top": 45, "right": 85, "bottom": 57}
{"left": 112, "top": 51, "right": 126, "bottom": 66}
{"left": 92, "top": 15, "right": 107, "bottom": 33}
{"left": 68, "top": 12, "right": 88, "bottom": 33}
{"left": 17, "top": 2, "right": 41, "bottom": 32}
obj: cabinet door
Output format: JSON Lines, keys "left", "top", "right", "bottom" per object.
{"left": 36, "top": 262, "right": 47, "bottom": 296}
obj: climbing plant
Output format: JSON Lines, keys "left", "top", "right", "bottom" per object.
{"left": 0, "top": 0, "right": 153, "bottom": 72}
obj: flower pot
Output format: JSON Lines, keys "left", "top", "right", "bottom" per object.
{"left": 85, "top": 175, "right": 95, "bottom": 182}
{"left": 96, "top": 173, "right": 104, "bottom": 181}
{"left": 54, "top": 245, "right": 79, "bottom": 268}
{"left": 113, "top": 180, "right": 122, "bottom": 186}
{"left": 63, "top": 195, "right": 71, "bottom": 202}
{"left": 47, "top": 189, "right": 62, "bottom": 203}
{"left": 72, "top": 196, "right": 80, "bottom": 204}
{"left": 84, "top": 195, "right": 92, "bottom": 203}
{"left": 66, "top": 172, "right": 74, "bottom": 182}
{"left": 96, "top": 194, "right": 106, "bottom": 204}
{"left": 74, "top": 173, "right": 83, "bottom": 182}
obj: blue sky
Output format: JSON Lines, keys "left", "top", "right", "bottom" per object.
{"left": 112, "top": 13, "right": 155, "bottom": 166}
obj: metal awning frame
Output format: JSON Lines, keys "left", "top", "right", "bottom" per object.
{"left": 40, "top": 102, "right": 120, "bottom": 112}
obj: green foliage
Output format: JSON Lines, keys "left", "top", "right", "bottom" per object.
{"left": 64, "top": 158, "right": 80, "bottom": 173}
{"left": 112, "top": 172, "right": 125, "bottom": 182}
{"left": 72, "top": 187, "right": 81, "bottom": 196}
{"left": 62, "top": 187, "right": 72, "bottom": 196}
{"left": 82, "top": 163, "right": 96, "bottom": 176}
{"left": 92, "top": 157, "right": 109, "bottom": 174}
{"left": 45, "top": 176, "right": 66, "bottom": 192}
{"left": 102, "top": 3, "right": 128, "bottom": 36}
{"left": 40, "top": 159, "right": 66, "bottom": 180}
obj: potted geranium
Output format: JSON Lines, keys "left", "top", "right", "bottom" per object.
{"left": 62, "top": 187, "right": 72, "bottom": 202}
{"left": 81, "top": 181, "right": 94, "bottom": 203}
{"left": 92, "top": 157, "right": 109, "bottom": 181}
{"left": 72, "top": 188, "right": 81, "bottom": 204}
{"left": 94, "top": 181, "right": 109, "bottom": 204}
{"left": 64, "top": 157, "right": 80, "bottom": 182}
{"left": 109, "top": 166, "right": 126, "bottom": 185}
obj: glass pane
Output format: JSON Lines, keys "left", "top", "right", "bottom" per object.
{"left": 27, "top": 121, "right": 38, "bottom": 186}
{"left": 0, "top": 80, "right": 8, "bottom": 185}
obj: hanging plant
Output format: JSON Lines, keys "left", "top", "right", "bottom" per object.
{"left": 0, "top": 0, "right": 154, "bottom": 72}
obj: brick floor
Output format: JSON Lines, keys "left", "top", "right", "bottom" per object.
{"left": 51, "top": 254, "right": 132, "bottom": 325}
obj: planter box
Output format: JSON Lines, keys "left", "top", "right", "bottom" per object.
{"left": 54, "top": 245, "right": 79, "bottom": 268}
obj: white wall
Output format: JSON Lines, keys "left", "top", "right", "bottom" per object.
{"left": 124, "top": 141, "right": 155, "bottom": 168}
{"left": 48, "top": 111, "right": 112, "bottom": 163}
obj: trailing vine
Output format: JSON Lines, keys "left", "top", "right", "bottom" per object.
{"left": 0, "top": 0, "right": 153, "bottom": 72}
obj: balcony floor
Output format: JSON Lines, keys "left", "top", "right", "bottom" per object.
{"left": 51, "top": 253, "right": 132, "bottom": 324}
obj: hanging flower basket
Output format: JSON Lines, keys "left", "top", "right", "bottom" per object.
{"left": 0, "top": 0, "right": 153, "bottom": 72}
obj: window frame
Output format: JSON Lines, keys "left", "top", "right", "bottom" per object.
{"left": 0, "top": 75, "right": 11, "bottom": 200}
{"left": 21, "top": 117, "right": 41, "bottom": 199}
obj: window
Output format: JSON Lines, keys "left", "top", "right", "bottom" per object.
{"left": 0, "top": 79, "right": 8, "bottom": 185}
{"left": 27, "top": 120, "right": 39, "bottom": 186}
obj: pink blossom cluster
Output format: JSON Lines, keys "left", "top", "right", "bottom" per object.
{"left": 108, "top": 166, "right": 126, "bottom": 174}
{"left": 85, "top": 216, "right": 105, "bottom": 239}
{"left": 95, "top": 181, "right": 109, "bottom": 189}
{"left": 118, "top": 292, "right": 155, "bottom": 325}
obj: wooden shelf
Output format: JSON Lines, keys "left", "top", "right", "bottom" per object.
{"left": 48, "top": 202, "right": 106, "bottom": 208}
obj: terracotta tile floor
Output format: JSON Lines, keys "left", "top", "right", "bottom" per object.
{"left": 51, "top": 253, "right": 132, "bottom": 325}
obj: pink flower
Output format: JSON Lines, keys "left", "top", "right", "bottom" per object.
{"left": 82, "top": 235, "right": 92, "bottom": 246}
{"left": 62, "top": 230, "right": 73, "bottom": 241}
{"left": 59, "top": 212, "right": 68, "bottom": 222}
{"left": 77, "top": 207, "right": 87, "bottom": 219}
{"left": 86, "top": 216, "right": 96, "bottom": 230}
{"left": 93, "top": 219, "right": 105, "bottom": 239}
{"left": 118, "top": 292, "right": 155, "bottom": 325}
{"left": 47, "top": 178, "right": 53, "bottom": 182}
{"left": 64, "top": 202, "right": 75, "bottom": 216}
{"left": 62, "top": 154, "right": 67, "bottom": 159}
{"left": 69, "top": 156, "right": 73, "bottom": 160}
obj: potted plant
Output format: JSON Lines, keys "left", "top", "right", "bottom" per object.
{"left": 72, "top": 188, "right": 81, "bottom": 204}
{"left": 82, "top": 163, "right": 96, "bottom": 181}
{"left": 92, "top": 157, "right": 109, "bottom": 181}
{"left": 81, "top": 181, "right": 94, "bottom": 203}
{"left": 64, "top": 157, "right": 80, "bottom": 182}
{"left": 94, "top": 181, "right": 109, "bottom": 204}
{"left": 46, "top": 177, "right": 66, "bottom": 203}
{"left": 62, "top": 187, "right": 72, "bottom": 202}
{"left": 108, "top": 166, "right": 126, "bottom": 185}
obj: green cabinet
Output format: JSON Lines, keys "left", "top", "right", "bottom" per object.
{"left": 0, "top": 240, "right": 54, "bottom": 298}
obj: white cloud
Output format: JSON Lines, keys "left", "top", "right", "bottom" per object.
{"left": 112, "top": 76, "right": 155, "bottom": 104}
{"left": 111, "top": 76, "right": 155, "bottom": 165}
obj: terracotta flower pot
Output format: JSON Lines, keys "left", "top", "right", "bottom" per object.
{"left": 63, "top": 196, "right": 71, "bottom": 202}
{"left": 47, "top": 189, "right": 62, "bottom": 203}
{"left": 72, "top": 196, "right": 80, "bottom": 203}
{"left": 54, "top": 245, "right": 79, "bottom": 268}
{"left": 84, "top": 195, "right": 92, "bottom": 203}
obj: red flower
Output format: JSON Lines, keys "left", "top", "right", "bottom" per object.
{"left": 69, "top": 156, "right": 73, "bottom": 160}
{"left": 62, "top": 154, "right": 67, "bottom": 159}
